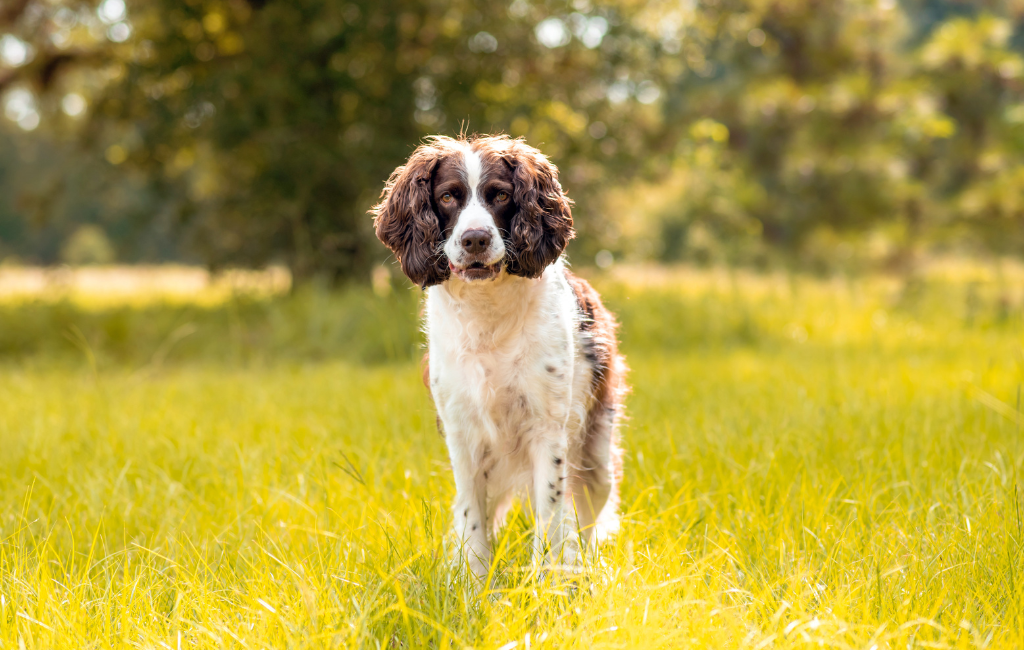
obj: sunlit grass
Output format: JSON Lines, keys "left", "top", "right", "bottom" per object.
{"left": 0, "top": 265, "right": 291, "bottom": 307}
{"left": 1, "top": 264, "right": 1022, "bottom": 648}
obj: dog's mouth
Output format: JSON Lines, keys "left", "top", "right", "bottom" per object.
{"left": 449, "top": 260, "right": 502, "bottom": 281}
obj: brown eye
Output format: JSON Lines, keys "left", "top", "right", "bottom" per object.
{"left": 440, "top": 192, "right": 453, "bottom": 204}
{"left": 496, "top": 191, "right": 509, "bottom": 202}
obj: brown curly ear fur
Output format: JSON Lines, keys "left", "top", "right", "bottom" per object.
{"left": 371, "top": 142, "right": 452, "bottom": 288}
{"left": 504, "top": 141, "right": 574, "bottom": 278}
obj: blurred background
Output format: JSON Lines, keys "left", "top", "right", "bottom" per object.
{"left": 1, "top": 0, "right": 1023, "bottom": 282}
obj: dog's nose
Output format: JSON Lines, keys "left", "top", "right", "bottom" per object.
{"left": 461, "top": 229, "right": 492, "bottom": 255}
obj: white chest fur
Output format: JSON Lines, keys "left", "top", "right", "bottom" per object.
{"left": 424, "top": 261, "right": 602, "bottom": 575}
{"left": 426, "top": 263, "right": 581, "bottom": 452}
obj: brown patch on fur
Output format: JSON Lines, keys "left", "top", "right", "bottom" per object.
{"left": 564, "top": 271, "right": 624, "bottom": 407}
{"left": 564, "top": 270, "right": 628, "bottom": 482}
{"left": 473, "top": 136, "right": 575, "bottom": 278}
{"left": 371, "top": 138, "right": 464, "bottom": 288}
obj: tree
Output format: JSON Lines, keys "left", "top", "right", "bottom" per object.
{"left": 4, "top": 0, "right": 1023, "bottom": 274}
{"left": 2, "top": 0, "right": 662, "bottom": 279}
{"left": 617, "top": 0, "right": 1024, "bottom": 267}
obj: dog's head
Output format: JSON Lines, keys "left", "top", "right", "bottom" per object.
{"left": 371, "top": 135, "right": 574, "bottom": 288}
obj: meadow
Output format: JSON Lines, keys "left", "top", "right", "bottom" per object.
{"left": 0, "top": 262, "right": 1022, "bottom": 649}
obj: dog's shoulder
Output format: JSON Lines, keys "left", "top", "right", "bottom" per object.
{"left": 562, "top": 269, "right": 617, "bottom": 336}
{"left": 561, "top": 269, "right": 626, "bottom": 408}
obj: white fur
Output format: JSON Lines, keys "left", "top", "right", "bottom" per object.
{"left": 426, "top": 261, "right": 597, "bottom": 578}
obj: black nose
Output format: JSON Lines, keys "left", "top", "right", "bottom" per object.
{"left": 461, "top": 229, "right": 492, "bottom": 254}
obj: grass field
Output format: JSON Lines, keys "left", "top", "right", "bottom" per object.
{"left": 1, "top": 263, "right": 1023, "bottom": 648}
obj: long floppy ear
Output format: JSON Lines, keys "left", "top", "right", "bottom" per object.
{"left": 371, "top": 143, "right": 451, "bottom": 288}
{"left": 504, "top": 141, "right": 575, "bottom": 278}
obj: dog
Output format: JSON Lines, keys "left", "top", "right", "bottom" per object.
{"left": 372, "top": 134, "right": 627, "bottom": 578}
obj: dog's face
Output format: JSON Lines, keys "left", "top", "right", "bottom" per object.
{"left": 371, "top": 135, "right": 574, "bottom": 288}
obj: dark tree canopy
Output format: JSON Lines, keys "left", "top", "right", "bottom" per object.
{"left": 2, "top": 0, "right": 1023, "bottom": 275}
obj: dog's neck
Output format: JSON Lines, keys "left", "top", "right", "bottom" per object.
{"left": 443, "top": 267, "right": 540, "bottom": 307}
{"left": 433, "top": 265, "right": 552, "bottom": 340}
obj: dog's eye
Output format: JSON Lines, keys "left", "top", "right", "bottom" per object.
{"left": 440, "top": 192, "right": 454, "bottom": 204}
{"left": 496, "top": 191, "right": 509, "bottom": 202}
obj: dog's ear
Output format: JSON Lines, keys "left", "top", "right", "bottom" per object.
{"left": 504, "top": 141, "right": 575, "bottom": 278}
{"left": 371, "top": 143, "right": 451, "bottom": 288}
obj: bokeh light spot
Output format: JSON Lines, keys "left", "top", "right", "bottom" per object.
{"left": 108, "top": 22, "right": 132, "bottom": 43}
{"left": 636, "top": 81, "right": 661, "bottom": 105}
{"left": 536, "top": 18, "right": 570, "bottom": 48}
{"left": 98, "top": 0, "right": 127, "bottom": 25}
{"left": 469, "top": 32, "right": 498, "bottom": 53}
{"left": 0, "top": 35, "right": 32, "bottom": 67}
{"left": 62, "top": 93, "right": 87, "bottom": 117}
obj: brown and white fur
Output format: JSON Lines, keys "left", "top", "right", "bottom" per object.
{"left": 372, "top": 135, "right": 626, "bottom": 579}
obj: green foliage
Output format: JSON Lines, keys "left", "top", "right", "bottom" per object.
{"left": 2, "top": 0, "right": 657, "bottom": 276}
{"left": 60, "top": 224, "right": 115, "bottom": 264}
{"left": 0, "top": 283, "right": 423, "bottom": 365}
{"left": 624, "top": 1, "right": 1024, "bottom": 265}
{"left": 2, "top": 0, "right": 1024, "bottom": 274}
{"left": 0, "top": 128, "right": 169, "bottom": 265}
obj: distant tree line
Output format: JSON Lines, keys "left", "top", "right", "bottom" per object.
{"left": 1, "top": 0, "right": 1022, "bottom": 277}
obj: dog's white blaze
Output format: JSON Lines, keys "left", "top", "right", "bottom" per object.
{"left": 463, "top": 147, "right": 484, "bottom": 198}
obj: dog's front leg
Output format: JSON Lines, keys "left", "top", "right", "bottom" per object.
{"left": 446, "top": 432, "right": 490, "bottom": 581}
{"left": 530, "top": 432, "right": 579, "bottom": 568}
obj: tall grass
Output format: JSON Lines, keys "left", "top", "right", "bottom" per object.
{"left": 0, "top": 284, "right": 422, "bottom": 366}
{"left": 1, "top": 265, "right": 1022, "bottom": 648}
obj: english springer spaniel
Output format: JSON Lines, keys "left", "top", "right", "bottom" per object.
{"left": 372, "top": 135, "right": 627, "bottom": 578}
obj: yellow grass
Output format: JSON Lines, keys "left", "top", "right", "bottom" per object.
{"left": 0, "top": 265, "right": 291, "bottom": 307}
{"left": 0, "top": 262, "right": 1022, "bottom": 648}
